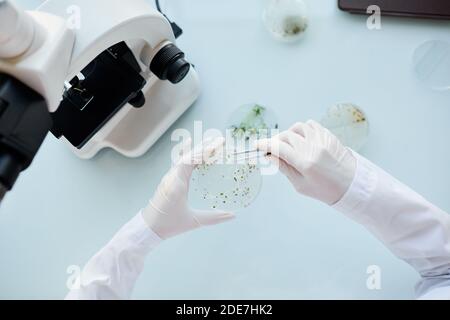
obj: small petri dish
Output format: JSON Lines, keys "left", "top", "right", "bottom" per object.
{"left": 412, "top": 40, "right": 450, "bottom": 91}
{"left": 262, "top": 0, "right": 309, "bottom": 43}
{"left": 189, "top": 146, "right": 263, "bottom": 211}
{"left": 227, "top": 103, "right": 279, "bottom": 142}
{"left": 321, "top": 103, "right": 370, "bottom": 152}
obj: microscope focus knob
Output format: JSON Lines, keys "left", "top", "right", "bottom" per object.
{"left": 150, "top": 44, "right": 191, "bottom": 84}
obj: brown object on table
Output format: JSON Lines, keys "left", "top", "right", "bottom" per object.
{"left": 338, "top": 0, "right": 450, "bottom": 20}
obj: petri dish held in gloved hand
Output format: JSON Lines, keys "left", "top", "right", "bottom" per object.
{"left": 189, "top": 145, "right": 263, "bottom": 212}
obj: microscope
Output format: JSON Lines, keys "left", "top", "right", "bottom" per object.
{"left": 0, "top": 0, "right": 201, "bottom": 202}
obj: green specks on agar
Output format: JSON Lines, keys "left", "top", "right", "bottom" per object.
{"left": 190, "top": 161, "right": 263, "bottom": 211}
{"left": 321, "top": 103, "right": 370, "bottom": 152}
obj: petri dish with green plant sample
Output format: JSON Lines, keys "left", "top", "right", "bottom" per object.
{"left": 189, "top": 104, "right": 278, "bottom": 211}
{"left": 228, "top": 103, "right": 279, "bottom": 141}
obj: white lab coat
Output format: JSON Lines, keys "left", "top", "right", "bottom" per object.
{"left": 66, "top": 153, "right": 450, "bottom": 300}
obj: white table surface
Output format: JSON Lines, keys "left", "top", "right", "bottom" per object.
{"left": 1, "top": 0, "right": 450, "bottom": 299}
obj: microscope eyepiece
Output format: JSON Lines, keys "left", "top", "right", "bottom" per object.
{"left": 150, "top": 43, "right": 190, "bottom": 84}
{"left": 0, "top": 0, "right": 36, "bottom": 58}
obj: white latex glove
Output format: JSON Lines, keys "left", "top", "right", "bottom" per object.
{"left": 256, "top": 120, "right": 357, "bottom": 205}
{"left": 142, "top": 138, "right": 235, "bottom": 239}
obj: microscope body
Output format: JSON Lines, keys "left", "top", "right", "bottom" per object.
{"left": 0, "top": 0, "right": 200, "bottom": 198}
{"left": 1, "top": 0, "right": 200, "bottom": 159}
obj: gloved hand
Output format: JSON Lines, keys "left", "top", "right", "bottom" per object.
{"left": 142, "top": 138, "right": 235, "bottom": 239}
{"left": 256, "top": 120, "right": 357, "bottom": 205}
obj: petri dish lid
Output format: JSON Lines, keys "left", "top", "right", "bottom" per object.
{"left": 412, "top": 40, "right": 450, "bottom": 91}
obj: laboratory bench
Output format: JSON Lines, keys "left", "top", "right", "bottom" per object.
{"left": 1, "top": 0, "right": 449, "bottom": 299}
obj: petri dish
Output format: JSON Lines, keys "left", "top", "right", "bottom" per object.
{"left": 227, "top": 103, "right": 279, "bottom": 141}
{"left": 412, "top": 40, "right": 450, "bottom": 91}
{"left": 262, "top": 0, "right": 309, "bottom": 43}
{"left": 321, "top": 103, "right": 370, "bottom": 152}
{"left": 189, "top": 146, "right": 263, "bottom": 211}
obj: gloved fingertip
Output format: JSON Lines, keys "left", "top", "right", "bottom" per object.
{"left": 202, "top": 136, "right": 214, "bottom": 145}
{"left": 256, "top": 138, "right": 269, "bottom": 143}
{"left": 212, "top": 212, "right": 236, "bottom": 224}
{"left": 203, "top": 136, "right": 225, "bottom": 147}
{"left": 178, "top": 137, "right": 193, "bottom": 158}
{"left": 184, "top": 137, "right": 193, "bottom": 148}
{"left": 210, "top": 211, "right": 235, "bottom": 218}
{"left": 212, "top": 136, "right": 226, "bottom": 148}
{"left": 220, "top": 212, "right": 236, "bottom": 220}
{"left": 194, "top": 211, "right": 236, "bottom": 226}
{"left": 216, "top": 136, "right": 226, "bottom": 145}
{"left": 255, "top": 139, "right": 269, "bottom": 151}
{"left": 269, "top": 153, "right": 283, "bottom": 165}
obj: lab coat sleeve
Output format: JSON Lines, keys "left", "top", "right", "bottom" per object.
{"left": 333, "top": 152, "right": 450, "bottom": 299}
{"left": 65, "top": 212, "right": 162, "bottom": 300}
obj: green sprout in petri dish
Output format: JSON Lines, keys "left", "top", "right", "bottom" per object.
{"left": 230, "top": 104, "right": 278, "bottom": 141}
